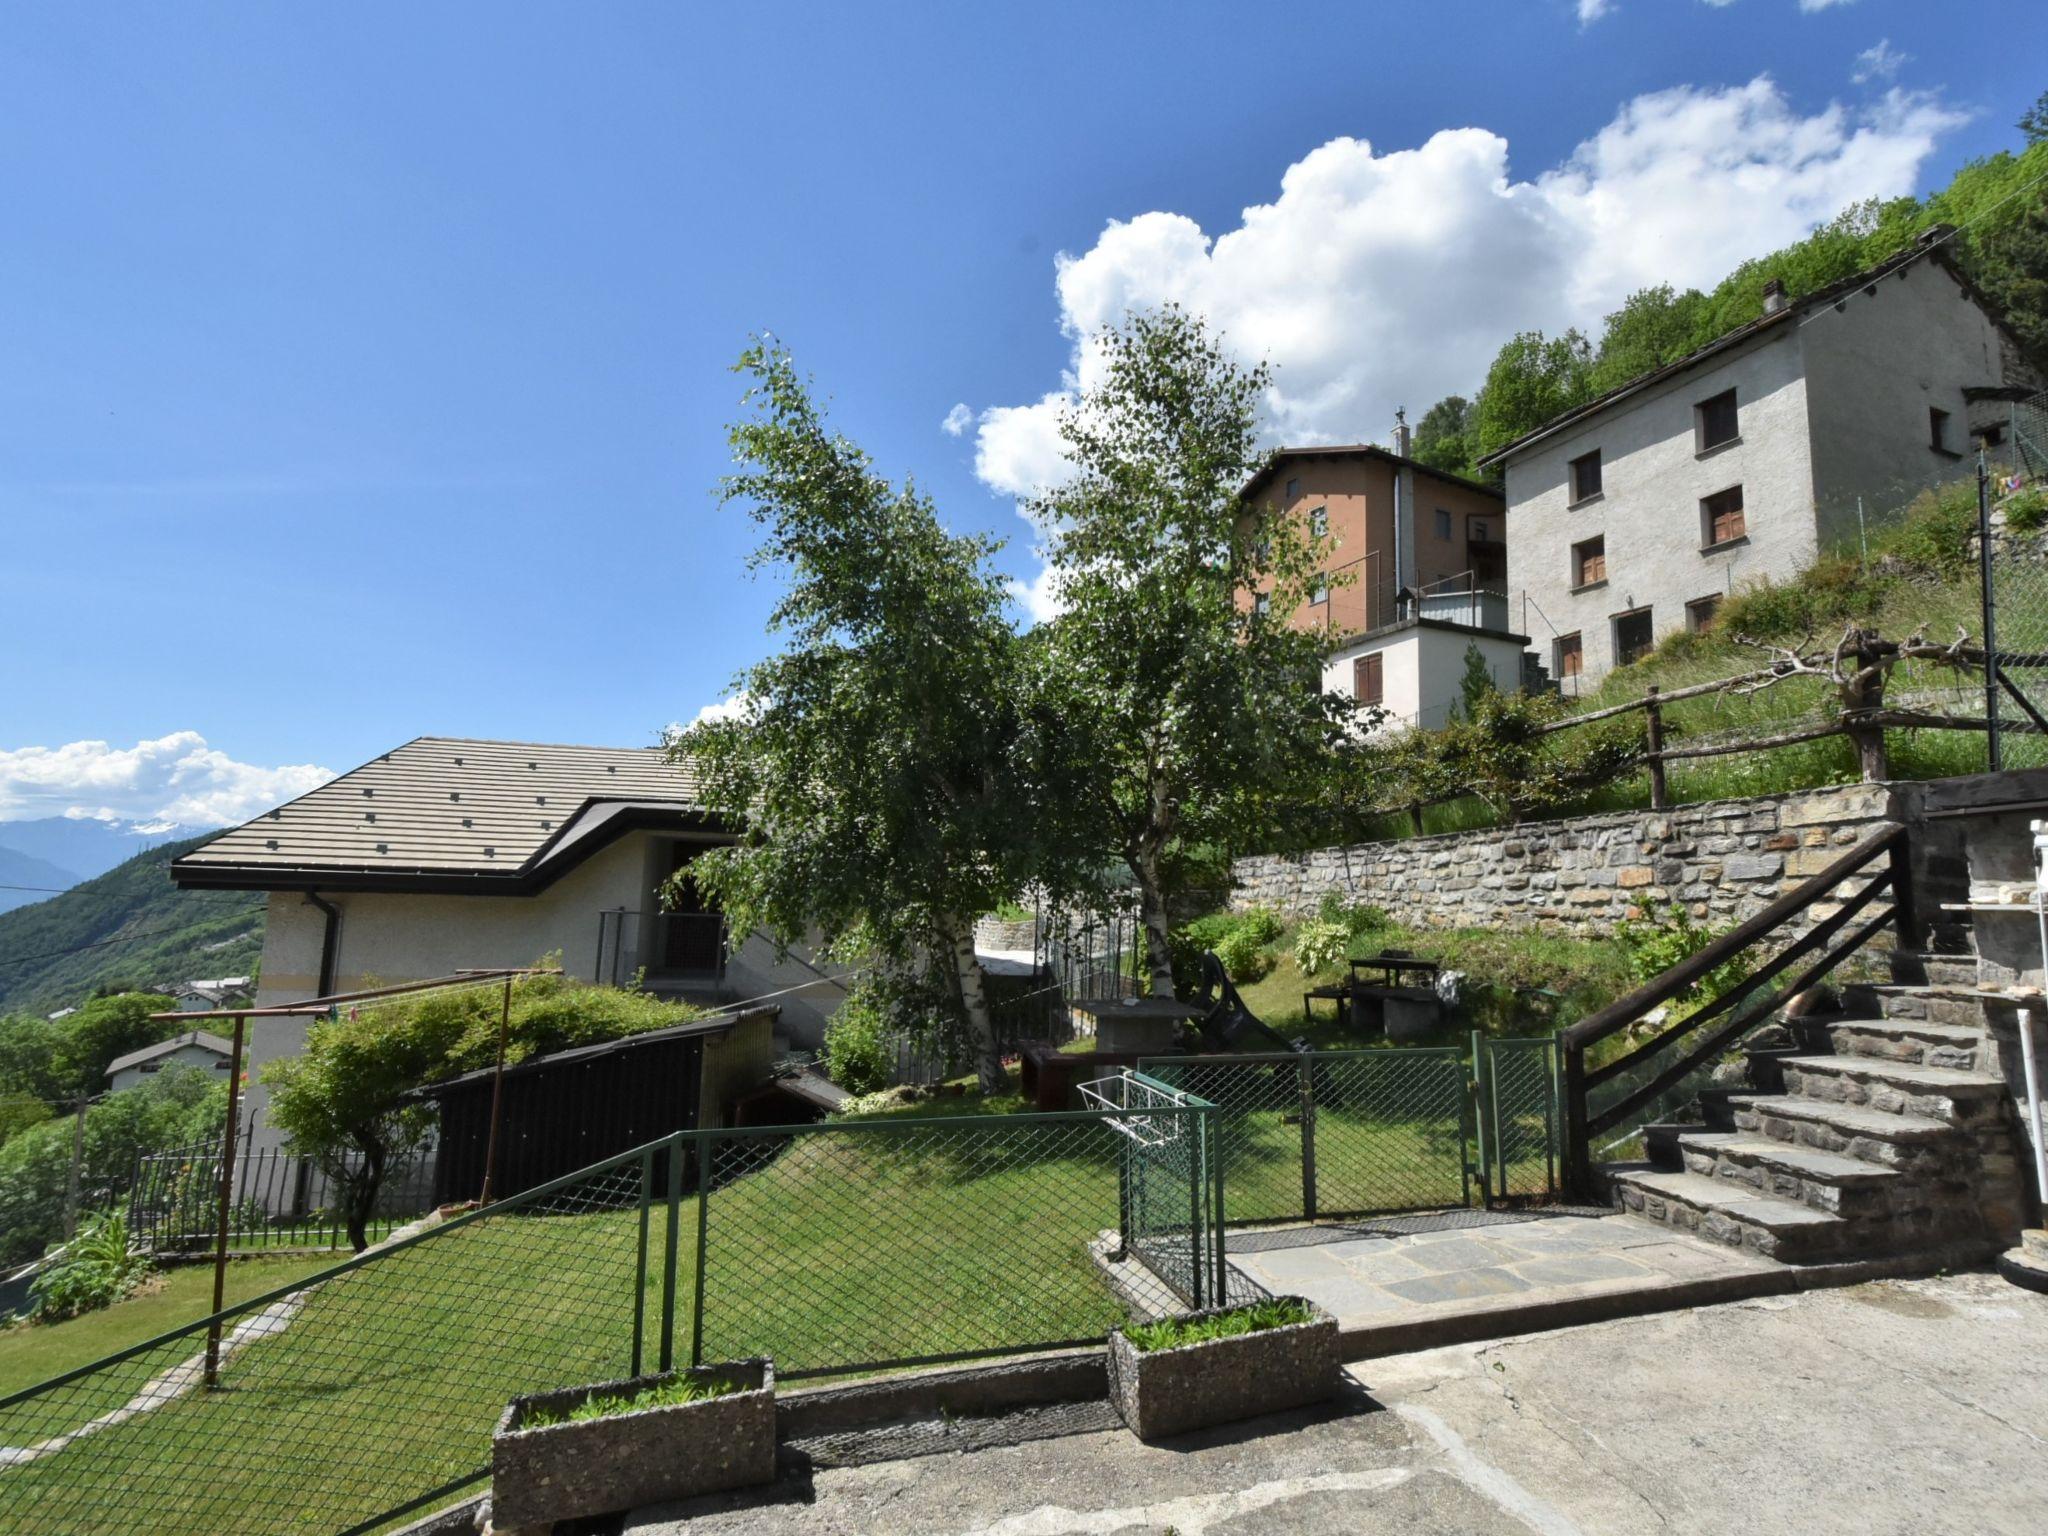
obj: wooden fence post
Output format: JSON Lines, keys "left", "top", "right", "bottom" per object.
{"left": 1644, "top": 685, "right": 1669, "bottom": 811}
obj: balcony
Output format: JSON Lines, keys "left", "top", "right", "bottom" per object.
{"left": 595, "top": 908, "right": 729, "bottom": 994}
{"left": 1411, "top": 576, "right": 1510, "bottom": 633}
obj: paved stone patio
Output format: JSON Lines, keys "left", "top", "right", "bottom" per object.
{"left": 1224, "top": 1207, "right": 1775, "bottom": 1327}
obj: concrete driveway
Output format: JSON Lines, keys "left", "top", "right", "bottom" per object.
{"left": 625, "top": 1270, "right": 2048, "bottom": 1536}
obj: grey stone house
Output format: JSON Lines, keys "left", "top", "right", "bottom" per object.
{"left": 1483, "top": 231, "right": 2041, "bottom": 687}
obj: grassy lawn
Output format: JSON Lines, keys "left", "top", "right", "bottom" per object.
{"left": 0, "top": 1256, "right": 337, "bottom": 1401}
{"left": 0, "top": 1105, "right": 1147, "bottom": 1536}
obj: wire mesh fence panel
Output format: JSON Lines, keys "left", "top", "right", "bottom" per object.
{"left": 1142, "top": 1051, "right": 1470, "bottom": 1225}
{"left": 1988, "top": 393, "right": 2048, "bottom": 771}
{"left": 690, "top": 1105, "right": 1207, "bottom": 1380}
{"left": 1474, "top": 1036, "right": 1561, "bottom": 1205}
{"left": 1115, "top": 1076, "right": 1220, "bottom": 1311}
{"left": 0, "top": 1145, "right": 660, "bottom": 1536}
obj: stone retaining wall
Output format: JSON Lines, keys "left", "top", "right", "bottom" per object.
{"left": 1231, "top": 783, "right": 1901, "bottom": 932}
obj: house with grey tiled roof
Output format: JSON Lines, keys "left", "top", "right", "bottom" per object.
{"left": 173, "top": 735, "right": 845, "bottom": 1151}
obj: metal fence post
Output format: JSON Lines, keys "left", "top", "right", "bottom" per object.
{"left": 1210, "top": 1103, "right": 1228, "bottom": 1307}
{"left": 1296, "top": 1054, "right": 1317, "bottom": 1222}
{"left": 658, "top": 1131, "right": 683, "bottom": 1372}
{"left": 1471, "top": 1033, "right": 1490, "bottom": 1205}
{"left": 1979, "top": 450, "right": 2002, "bottom": 772}
{"left": 691, "top": 1130, "right": 711, "bottom": 1369}
{"left": 631, "top": 1147, "right": 651, "bottom": 1378}
{"left": 1186, "top": 1109, "right": 1206, "bottom": 1310}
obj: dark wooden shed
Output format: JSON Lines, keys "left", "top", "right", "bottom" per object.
{"left": 416, "top": 1005, "right": 777, "bottom": 1205}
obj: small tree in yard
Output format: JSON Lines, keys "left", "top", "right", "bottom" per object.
{"left": 1031, "top": 306, "right": 1341, "bottom": 996}
{"left": 675, "top": 342, "right": 1076, "bottom": 1091}
{"left": 265, "top": 1007, "right": 443, "bottom": 1252}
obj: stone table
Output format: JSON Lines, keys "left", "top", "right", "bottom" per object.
{"left": 1068, "top": 997, "right": 1203, "bottom": 1056}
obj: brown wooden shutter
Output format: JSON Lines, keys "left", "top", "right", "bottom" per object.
{"left": 1354, "top": 652, "right": 1383, "bottom": 704}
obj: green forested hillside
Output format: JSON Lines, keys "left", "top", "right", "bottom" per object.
{"left": 0, "top": 834, "right": 263, "bottom": 1017}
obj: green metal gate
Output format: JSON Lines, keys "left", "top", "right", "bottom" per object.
{"left": 1082, "top": 1070, "right": 1225, "bottom": 1309}
{"left": 1472, "top": 1034, "right": 1563, "bottom": 1206}
{"left": 1141, "top": 1050, "right": 1470, "bottom": 1226}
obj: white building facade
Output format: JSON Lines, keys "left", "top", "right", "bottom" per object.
{"left": 1487, "top": 239, "right": 2040, "bottom": 687}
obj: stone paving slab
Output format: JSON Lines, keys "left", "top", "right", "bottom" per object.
{"left": 1225, "top": 1208, "right": 1774, "bottom": 1336}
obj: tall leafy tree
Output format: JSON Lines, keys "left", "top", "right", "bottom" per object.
{"left": 1411, "top": 395, "right": 1478, "bottom": 479}
{"left": 677, "top": 342, "right": 1069, "bottom": 1089}
{"left": 1588, "top": 285, "right": 1709, "bottom": 393}
{"left": 1031, "top": 306, "right": 1339, "bottom": 996}
{"left": 1472, "top": 330, "right": 1596, "bottom": 459}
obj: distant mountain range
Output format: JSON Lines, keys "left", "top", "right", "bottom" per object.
{"left": 0, "top": 814, "right": 207, "bottom": 881}
{"left": 0, "top": 832, "right": 262, "bottom": 1018}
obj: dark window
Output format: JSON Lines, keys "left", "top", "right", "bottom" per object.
{"left": 1702, "top": 485, "right": 1745, "bottom": 547}
{"left": 1569, "top": 450, "right": 1602, "bottom": 503}
{"left": 1467, "top": 514, "right": 1496, "bottom": 544}
{"left": 1615, "top": 608, "right": 1654, "bottom": 666}
{"left": 1572, "top": 536, "right": 1606, "bottom": 588}
{"left": 1434, "top": 508, "right": 1453, "bottom": 540}
{"left": 1254, "top": 591, "right": 1271, "bottom": 617}
{"left": 1696, "top": 389, "right": 1739, "bottom": 451}
{"left": 1686, "top": 594, "right": 1721, "bottom": 633}
{"left": 1929, "top": 407, "right": 1952, "bottom": 454}
{"left": 1353, "top": 652, "right": 1384, "bottom": 705}
{"left": 1309, "top": 505, "right": 1328, "bottom": 536}
{"left": 1556, "top": 632, "right": 1583, "bottom": 679}
{"left": 1285, "top": 476, "right": 1300, "bottom": 501}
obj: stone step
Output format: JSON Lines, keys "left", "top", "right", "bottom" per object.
{"left": 1887, "top": 949, "right": 1981, "bottom": 989}
{"left": 1778, "top": 1055, "right": 2008, "bottom": 1127}
{"left": 1823, "top": 1017, "right": 1987, "bottom": 1071}
{"left": 1677, "top": 1132, "right": 1901, "bottom": 1218}
{"left": 1609, "top": 1168, "right": 1852, "bottom": 1263}
{"left": 1730, "top": 1094, "right": 1960, "bottom": 1172}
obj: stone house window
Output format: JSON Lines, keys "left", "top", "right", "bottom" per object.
{"left": 1572, "top": 535, "right": 1606, "bottom": 589}
{"left": 1556, "top": 632, "right": 1583, "bottom": 679}
{"left": 1701, "top": 485, "right": 1745, "bottom": 548}
{"left": 1686, "top": 594, "right": 1722, "bottom": 633}
{"left": 1434, "top": 508, "right": 1453, "bottom": 540}
{"left": 1569, "top": 450, "right": 1603, "bottom": 505}
{"left": 1696, "top": 388, "right": 1739, "bottom": 451}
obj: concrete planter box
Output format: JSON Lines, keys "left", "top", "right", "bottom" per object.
{"left": 491, "top": 1359, "right": 775, "bottom": 1530}
{"left": 1107, "top": 1299, "right": 1338, "bottom": 1441}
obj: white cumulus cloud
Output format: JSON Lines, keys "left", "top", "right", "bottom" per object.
{"left": 0, "top": 733, "right": 333, "bottom": 830}
{"left": 973, "top": 75, "right": 1964, "bottom": 562}
{"left": 1799, "top": 0, "right": 1858, "bottom": 10}
{"left": 668, "top": 693, "right": 758, "bottom": 744}
{"left": 941, "top": 403, "right": 975, "bottom": 437}
{"left": 1576, "top": 0, "right": 1614, "bottom": 23}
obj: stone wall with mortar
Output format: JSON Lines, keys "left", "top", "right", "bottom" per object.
{"left": 1231, "top": 782, "right": 1901, "bottom": 932}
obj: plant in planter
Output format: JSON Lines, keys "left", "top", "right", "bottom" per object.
{"left": 1107, "top": 1297, "right": 1338, "bottom": 1441}
{"left": 491, "top": 1359, "right": 775, "bottom": 1531}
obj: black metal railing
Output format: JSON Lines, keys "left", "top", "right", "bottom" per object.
{"left": 594, "top": 908, "right": 729, "bottom": 990}
{"left": 128, "top": 1132, "right": 438, "bottom": 1254}
{"left": 1561, "top": 825, "right": 1916, "bottom": 1194}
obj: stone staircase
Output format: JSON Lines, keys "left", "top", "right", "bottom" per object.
{"left": 1606, "top": 923, "right": 2026, "bottom": 1265}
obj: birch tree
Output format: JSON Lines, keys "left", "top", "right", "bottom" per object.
{"left": 676, "top": 342, "right": 1058, "bottom": 1091}
{"left": 1031, "top": 306, "right": 1339, "bottom": 995}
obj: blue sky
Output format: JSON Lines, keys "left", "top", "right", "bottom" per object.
{"left": 3, "top": 0, "right": 2044, "bottom": 829}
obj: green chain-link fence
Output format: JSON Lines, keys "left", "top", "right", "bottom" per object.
{"left": 1141, "top": 1050, "right": 1471, "bottom": 1226}
{"left": 0, "top": 1099, "right": 1218, "bottom": 1536}
{"left": 1473, "top": 1035, "right": 1561, "bottom": 1205}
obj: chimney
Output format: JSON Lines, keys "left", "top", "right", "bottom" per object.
{"left": 1761, "top": 278, "right": 1788, "bottom": 316}
{"left": 1393, "top": 407, "right": 1411, "bottom": 458}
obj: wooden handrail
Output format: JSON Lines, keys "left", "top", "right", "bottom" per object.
{"left": 1561, "top": 825, "right": 1903, "bottom": 1052}
{"left": 1581, "top": 865, "right": 1894, "bottom": 1092}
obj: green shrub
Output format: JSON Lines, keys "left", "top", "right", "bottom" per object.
{"left": 1234, "top": 906, "right": 1284, "bottom": 946}
{"left": 1316, "top": 892, "right": 1391, "bottom": 936}
{"left": 1874, "top": 477, "right": 1981, "bottom": 580}
{"left": 1615, "top": 904, "right": 1753, "bottom": 1011}
{"left": 27, "top": 1212, "right": 150, "bottom": 1322}
{"left": 1212, "top": 925, "right": 1274, "bottom": 984}
{"left": 1715, "top": 556, "right": 1875, "bottom": 641}
{"left": 2005, "top": 487, "right": 2048, "bottom": 534}
{"left": 1291, "top": 920, "right": 1351, "bottom": 978}
{"left": 821, "top": 988, "right": 894, "bottom": 1095}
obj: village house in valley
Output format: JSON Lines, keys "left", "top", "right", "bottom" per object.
{"left": 170, "top": 735, "right": 842, "bottom": 1149}
{"left": 1485, "top": 230, "right": 2043, "bottom": 687}
{"left": 1244, "top": 426, "right": 1527, "bottom": 731}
